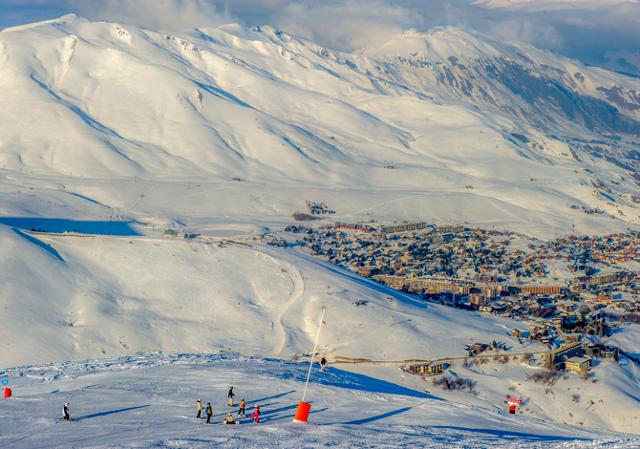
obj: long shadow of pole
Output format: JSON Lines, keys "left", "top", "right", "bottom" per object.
{"left": 340, "top": 406, "right": 413, "bottom": 425}
{"left": 74, "top": 405, "right": 150, "bottom": 421}
{"left": 245, "top": 390, "right": 295, "bottom": 406}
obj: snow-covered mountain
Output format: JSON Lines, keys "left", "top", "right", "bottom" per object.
{"left": 363, "top": 27, "right": 640, "bottom": 135}
{"left": 1, "top": 15, "right": 640, "bottom": 446}
{"left": 1, "top": 14, "right": 639, "bottom": 234}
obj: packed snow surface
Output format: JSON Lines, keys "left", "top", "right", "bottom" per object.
{"left": 1, "top": 353, "right": 639, "bottom": 449}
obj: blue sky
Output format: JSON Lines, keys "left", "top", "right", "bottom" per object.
{"left": 1, "top": 0, "right": 639, "bottom": 74}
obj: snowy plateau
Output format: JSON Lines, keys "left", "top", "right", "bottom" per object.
{"left": 0, "top": 13, "right": 639, "bottom": 448}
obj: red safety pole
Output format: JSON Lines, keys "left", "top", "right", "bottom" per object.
{"left": 507, "top": 396, "right": 520, "bottom": 414}
{"left": 293, "top": 305, "right": 327, "bottom": 423}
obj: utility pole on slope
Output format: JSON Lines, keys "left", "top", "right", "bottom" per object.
{"left": 294, "top": 305, "right": 327, "bottom": 423}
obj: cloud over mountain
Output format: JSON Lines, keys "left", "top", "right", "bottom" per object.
{"left": 2, "top": 0, "right": 639, "bottom": 75}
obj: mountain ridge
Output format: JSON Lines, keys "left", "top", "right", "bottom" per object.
{"left": 0, "top": 15, "right": 639, "bottom": 233}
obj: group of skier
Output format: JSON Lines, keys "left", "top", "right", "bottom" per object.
{"left": 60, "top": 358, "right": 330, "bottom": 424}
{"left": 196, "top": 387, "right": 260, "bottom": 425}
{"left": 60, "top": 387, "right": 261, "bottom": 425}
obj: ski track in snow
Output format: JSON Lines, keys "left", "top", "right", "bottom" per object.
{"left": 273, "top": 261, "right": 305, "bottom": 356}
{"left": 248, "top": 250, "right": 305, "bottom": 357}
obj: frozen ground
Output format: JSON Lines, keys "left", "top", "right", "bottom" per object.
{"left": 1, "top": 353, "right": 639, "bottom": 449}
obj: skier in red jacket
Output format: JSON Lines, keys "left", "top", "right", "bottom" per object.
{"left": 251, "top": 405, "right": 260, "bottom": 423}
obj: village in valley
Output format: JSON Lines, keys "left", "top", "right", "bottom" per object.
{"left": 275, "top": 207, "right": 640, "bottom": 393}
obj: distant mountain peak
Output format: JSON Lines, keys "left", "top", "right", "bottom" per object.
{"left": 363, "top": 26, "right": 504, "bottom": 61}
{"left": 1, "top": 13, "right": 79, "bottom": 33}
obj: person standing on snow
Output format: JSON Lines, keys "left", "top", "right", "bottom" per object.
{"left": 227, "top": 386, "right": 235, "bottom": 406}
{"left": 320, "top": 357, "right": 327, "bottom": 371}
{"left": 206, "top": 402, "right": 213, "bottom": 424}
{"left": 62, "top": 402, "right": 70, "bottom": 421}
{"left": 196, "top": 399, "right": 203, "bottom": 418}
{"left": 238, "top": 398, "right": 246, "bottom": 417}
{"left": 223, "top": 412, "right": 237, "bottom": 425}
{"left": 251, "top": 405, "right": 260, "bottom": 423}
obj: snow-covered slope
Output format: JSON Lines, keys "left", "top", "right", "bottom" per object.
{"left": 1, "top": 223, "right": 639, "bottom": 435}
{"left": 1, "top": 15, "right": 640, "bottom": 444}
{"left": 1, "top": 353, "right": 638, "bottom": 448}
{"left": 0, "top": 15, "right": 639, "bottom": 234}
{"left": 0, "top": 224, "right": 535, "bottom": 367}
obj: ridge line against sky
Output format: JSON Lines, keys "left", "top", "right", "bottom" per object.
{"left": 0, "top": 0, "right": 639, "bottom": 74}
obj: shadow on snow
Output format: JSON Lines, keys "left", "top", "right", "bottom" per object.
{"left": 326, "top": 410, "right": 588, "bottom": 442}
{"left": 0, "top": 217, "right": 141, "bottom": 236}
{"left": 13, "top": 228, "right": 64, "bottom": 261}
{"left": 296, "top": 250, "right": 429, "bottom": 310}
{"left": 75, "top": 405, "right": 150, "bottom": 421}
{"left": 263, "top": 360, "right": 441, "bottom": 401}
{"left": 428, "top": 425, "right": 590, "bottom": 442}
{"left": 338, "top": 406, "right": 413, "bottom": 425}
{"left": 246, "top": 390, "right": 295, "bottom": 406}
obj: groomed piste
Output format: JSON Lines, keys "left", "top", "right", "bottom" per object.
{"left": 1, "top": 353, "right": 638, "bottom": 449}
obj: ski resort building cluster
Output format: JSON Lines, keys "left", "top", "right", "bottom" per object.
{"left": 294, "top": 223, "right": 640, "bottom": 350}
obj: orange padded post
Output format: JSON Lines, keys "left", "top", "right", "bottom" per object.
{"left": 293, "top": 401, "right": 311, "bottom": 423}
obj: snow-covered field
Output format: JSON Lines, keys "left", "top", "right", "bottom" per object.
{"left": 1, "top": 224, "right": 639, "bottom": 441}
{"left": 0, "top": 224, "right": 538, "bottom": 367}
{"left": 1, "top": 13, "right": 640, "bottom": 447}
{"left": 1, "top": 353, "right": 639, "bottom": 449}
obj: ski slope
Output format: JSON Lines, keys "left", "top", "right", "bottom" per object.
{"left": 1, "top": 223, "right": 639, "bottom": 436}
{"left": 1, "top": 353, "right": 638, "bottom": 449}
{"left": 1, "top": 14, "right": 640, "bottom": 446}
